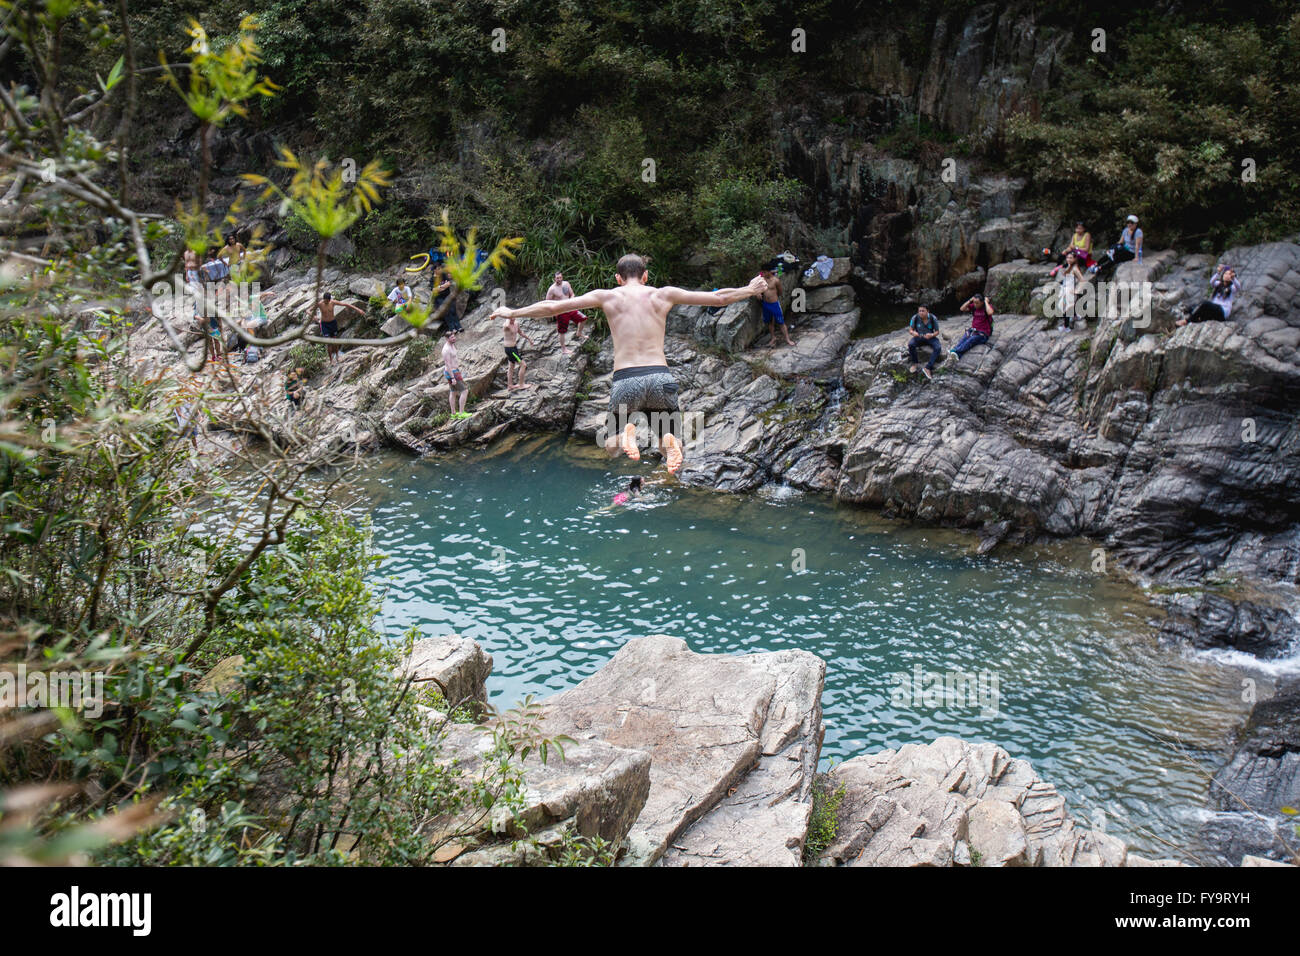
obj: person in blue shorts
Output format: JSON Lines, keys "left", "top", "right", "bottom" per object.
{"left": 759, "top": 267, "right": 794, "bottom": 347}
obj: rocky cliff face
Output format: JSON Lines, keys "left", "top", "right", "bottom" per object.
{"left": 778, "top": 3, "right": 1069, "bottom": 300}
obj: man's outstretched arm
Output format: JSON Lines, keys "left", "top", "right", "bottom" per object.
{"left": 660, "top": 275, "right": 766, "bottom": 307}
{"left": 492, "top": 290, "right": 606, "bottom": 320}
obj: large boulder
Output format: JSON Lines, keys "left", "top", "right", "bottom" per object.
{"left": 434, "top": 721, "right": 652, "bottom": 865}
{"left": 668, "top": 299, "right": 761, "bottom": 352}
{"left": 752, "top": 309, "right": 858, "bottom": 378}
{"left": 398, "top": 635, "right": 493, "bottom": 712}
{"left": 538, "top": 635, "right": 826, "bottom": 866}
{"left": 814, "top": 736, "right": 1128, "bottom": 867}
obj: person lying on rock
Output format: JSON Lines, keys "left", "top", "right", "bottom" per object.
{"left": 906, "top": 304, "right": 942, "bottom": 379}
{"left": 759, "top": 267, "right": 794, "bottom": 348}
{"left": 502, "top": 312, "right": 536, "bottom": 391}
{"left": 491, "top": 253, "right": 767, "bottom": 475}
{"left": 1175, "top": 264, "right": 1240, "bottom": 327}
{"left": 949, "top": 294, "right": 995, "bottom": 361}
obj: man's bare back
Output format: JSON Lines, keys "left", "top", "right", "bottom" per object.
{"left": 490, "top": 254, "right": 766, "bottom": 475}
{"left": 494, "top": 260, "right": 766, "bottom": 370}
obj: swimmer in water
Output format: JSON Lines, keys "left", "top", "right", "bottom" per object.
{"left": 612, "top": 476, "right": 643, "bottom": 505}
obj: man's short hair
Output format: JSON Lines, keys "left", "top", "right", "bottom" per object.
{"left": 616, "top": 254, "right": 648, "bottom": 281}
{"left": 917, "top": 304, "right": 929, "bottom": 312}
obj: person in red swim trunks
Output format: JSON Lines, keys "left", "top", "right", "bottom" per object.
{"left": 546, "top": 271, "right": 587, "bottom": 355}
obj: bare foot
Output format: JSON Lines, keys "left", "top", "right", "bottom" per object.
{"left": 663, "top": 433, "right": 684, "bottom": 474}
{"left": 621, "top": 422, "right": 640, "bottom": 461}
{"left": 562, "top": 347, "right": 572, "bottom": 356}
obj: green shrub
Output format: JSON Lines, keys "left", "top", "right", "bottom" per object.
{"left": 803, "top": 777, "right": 846, "bottom": 864}
{"left": 287, "top": 342, "right": 327, "bottom": 377}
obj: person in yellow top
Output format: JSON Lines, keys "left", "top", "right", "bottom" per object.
{"left": 1046, "top": 222, "right": 1094, "bottom": 276}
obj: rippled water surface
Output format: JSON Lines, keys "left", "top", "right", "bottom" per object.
{"left": 349, "top": 435, "right": 1264, "bottom": 859}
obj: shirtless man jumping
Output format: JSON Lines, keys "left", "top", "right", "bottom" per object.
{"left": 502, "top": 312, "right": 536, "bottom": 391}
{"left": 491, "top": 254, "right": 767, "bottom": 474}
{"left": 311, "top": 292, "right": 366, "bottom": 365}
{"left": 546, "top": 271, "right": 587, "bottom": 355}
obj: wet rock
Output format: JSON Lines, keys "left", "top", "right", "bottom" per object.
{"left": 1202, "top": 677, "right": 1300, "bottom": 864}
{"left": 1157, "top": 591, "right": 1299, "bottom": 659}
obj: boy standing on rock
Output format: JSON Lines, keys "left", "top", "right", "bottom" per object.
{"left": 311, "top": 292, "right": 366, "bottom": 365}
{"left": 442, "top": 330, "right": 470, "bottom": 418}
{"left": 490, "top": 254, "right": 766, "bottom": 475}
{"left": 502, "top": 312, "right": 536, "bottom": 391}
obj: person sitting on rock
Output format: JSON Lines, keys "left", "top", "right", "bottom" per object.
{"left": 1175, "top": 264, "right": 1240, "bottom": 327}
{"left": 906, "top": 305, "right": 942, "bottom": 378}
{"left": 388, "top": 276, "right": 414, "bottom": 313}
{"left": 285, "top": 366, "right": 306, "bottom": 414}
{"left": 949, "top": 294, "right": 995, "bottom": 361}
{"left": 1047, "top": 222, "right": 1094, "bottom": 275}
{"left": 759, "top": 267, "right": 794, "bottom": 348}
{"left": 1090, "top": 215, "right": 1143, "bottom": 278}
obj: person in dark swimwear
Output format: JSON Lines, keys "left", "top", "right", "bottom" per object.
{"left": 502, "top": 312, "right": 536, "bottom": 390}
{"left": 759, "top": 267, "right": 794, "bottom": 347}
{"left": 491, "top": 253, "right": 766, "bottom": 475}
{"left": 311, "top": 292, "right": 366, "bottom": 365}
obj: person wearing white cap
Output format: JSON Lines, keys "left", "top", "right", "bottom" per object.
{"left": 1090, "top": 214, "right": 1144, "bottom": 278}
